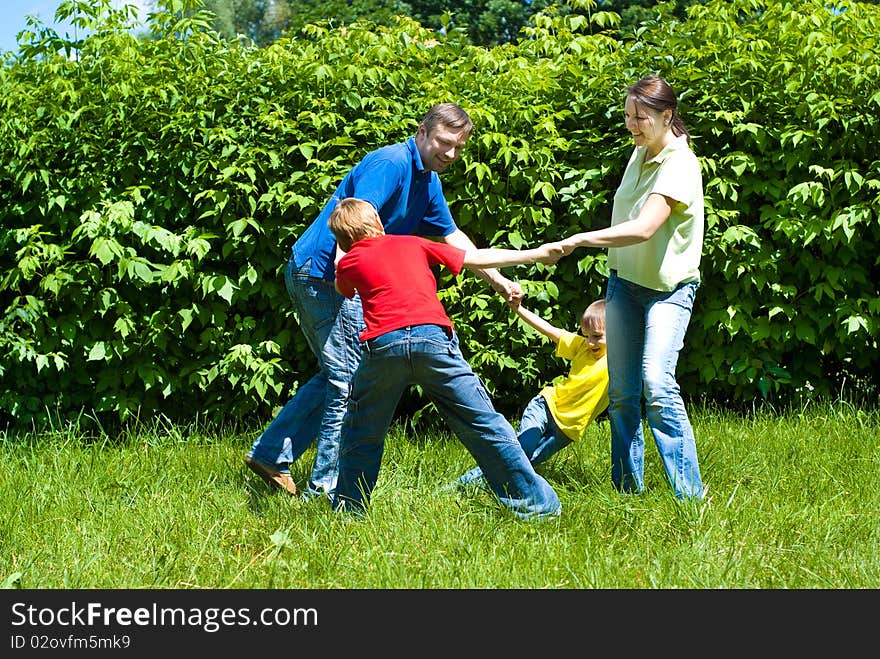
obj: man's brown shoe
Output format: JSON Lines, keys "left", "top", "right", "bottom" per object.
{"left": 245, "top": 456, "right": 298, "bottom": 496}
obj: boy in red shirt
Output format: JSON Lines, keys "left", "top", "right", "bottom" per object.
{"left": 329, "top": 198, "right": 566, "bottom": 520}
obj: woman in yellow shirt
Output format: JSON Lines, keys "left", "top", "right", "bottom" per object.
{"left": 560, "top": 75, "right": 704, "bottom": 499}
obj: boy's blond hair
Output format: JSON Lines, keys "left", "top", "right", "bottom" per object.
{"left": 328, "top": 198, "right": 383, "bottom": 251}
{"left": 581, "top": 299, "right": 606, "bottom": 331}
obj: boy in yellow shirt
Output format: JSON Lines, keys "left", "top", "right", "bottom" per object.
{"left": 452, "top": 298, "right": 608, "bottom": 488}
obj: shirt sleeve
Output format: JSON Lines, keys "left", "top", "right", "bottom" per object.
{"left": 555, "top": 331, "right": 582, "bottom": 360}
{"left": 419, "top": 239, "right": 466, "bottom": 275}
{"left": 652, "top": 149, "right": 701, "bottom": 208}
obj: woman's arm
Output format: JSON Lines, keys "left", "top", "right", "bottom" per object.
{"left": 560, "top": 193, "right": 674, "bottom": 252}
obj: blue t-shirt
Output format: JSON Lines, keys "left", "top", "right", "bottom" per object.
{"left": 292, "top": 137, "right": 458, "bottom": 280}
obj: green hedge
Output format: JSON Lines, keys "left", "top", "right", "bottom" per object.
{"left": 1, "top": 0, "right": 877, "bottom": 428}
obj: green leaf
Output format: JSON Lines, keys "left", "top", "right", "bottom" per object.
{"left": 88, "top": 343, "right": 107, "bottom": 361}
{"left": 844, "top": 315, "right": 867, "bottom": 334}
{"left": 91, "top": 237, "right": 122, "bottom": 266}
{"left": 795, "top": 321, "right": 816, "bottom": 343}
{"left": 507, "top": 231, "right": 525, "bottom": 249}
{"left": 127, "top": 259, "right": 154, "bottom": 283}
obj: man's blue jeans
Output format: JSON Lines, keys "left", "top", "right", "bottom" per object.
{"left": 605, "top": 271, "right": 703, "bottom": 499}
{"left": 454, "top": 394, "right": 573, "bottom": 488}
{"left": 332, "top": 324, "right": 561, "bottom": 520}
{"left": 246, "top": 256, "right": 364, "bottom": 500}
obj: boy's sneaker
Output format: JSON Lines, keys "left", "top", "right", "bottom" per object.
{"left": 244, "top": 456, "right": 297, "bottom": 496}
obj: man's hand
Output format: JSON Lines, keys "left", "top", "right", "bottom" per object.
{"left": 492, "top": 276, "right": 524, "bottom": 304}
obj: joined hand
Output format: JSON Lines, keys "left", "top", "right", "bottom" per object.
{"left": 534, "top": 241, "right": 566, "bottom": 265}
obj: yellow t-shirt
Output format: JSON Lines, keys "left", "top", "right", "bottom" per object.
{"left": 540, "top": 331, "right": 609, "bottom": 442}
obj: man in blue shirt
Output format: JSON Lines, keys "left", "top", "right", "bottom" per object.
{"left": 244, "top": 102, "right": 524, "bottom": 500}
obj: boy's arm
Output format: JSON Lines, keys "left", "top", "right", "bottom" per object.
{"left": 333, "top": 244, "right": 349, "bottom": 295}
{"left": 461, "top": 242, "right": 565, "bottom": 269}
{"left": 513, "top": 303, "right": 565, "bottom": 344}
{"left": 333, "top": 264, "right": 356, "bottom": 298}
{"left": 334, "top": 243, "right": 347, "bottom": 267}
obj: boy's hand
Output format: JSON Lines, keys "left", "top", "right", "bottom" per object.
{"left": 534, "top": 241, "right": 566, "bottom": 265}
{"left": 559, "top": 236, "right": 580, "bottom": 255}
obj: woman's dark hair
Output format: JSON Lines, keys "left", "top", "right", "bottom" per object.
{"left": 626, "top": 75, "right": 691, "bottom": 143}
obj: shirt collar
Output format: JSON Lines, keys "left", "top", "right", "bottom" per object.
{"left": 407, "top": 136, "right": 427, "bottom": 174}
{"left": 644, "top": 134, "right": 689, "bottom": 164}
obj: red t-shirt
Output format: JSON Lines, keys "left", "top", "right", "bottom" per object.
{"left": 335, "top": 235, "right": 466, "bottom": 341}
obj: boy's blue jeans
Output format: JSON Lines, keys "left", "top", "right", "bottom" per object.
{"left": 332, "top": 324, "right": 561, "bottom": 520}
{"left": 605, "top": 271, "right": 703, "bottom": 499}
{"left": 454, "top": 394, "right": 572, "bottom": 488}
{"left": 247, "top": 256, "right": 364, "bottom": 500}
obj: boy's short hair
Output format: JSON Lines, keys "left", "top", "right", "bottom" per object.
{"left": 329, "top": 198, "right": 382, "bottom": 251}
{"left": 581, "top": 299, "right": 606, "bottom": 330}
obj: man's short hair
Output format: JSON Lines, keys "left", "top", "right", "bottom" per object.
{"left": 421, "top": 102, "right": 473, "bottom": 136}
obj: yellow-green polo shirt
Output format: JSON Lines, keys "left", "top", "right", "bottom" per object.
{"left": 607, "top": 135, "right": 704, "bottom": 292}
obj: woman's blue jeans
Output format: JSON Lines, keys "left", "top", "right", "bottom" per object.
{"left": 605, "top": 271, "right": 703, "bottom": 499}
{"left": 247, "top": 256, "right": 364, "bottom": 500}
{"left": 454, "top": 394, "right": 573, "bottom": 488}
{"left": 332, "top": 324, "right": 561, "bottom": 521}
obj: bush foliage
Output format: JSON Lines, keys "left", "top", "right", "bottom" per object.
{"left": 1, "top": 0, "right": 878, "bottom": 427}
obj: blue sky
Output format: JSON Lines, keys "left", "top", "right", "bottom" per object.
{"left": 0, "top": 1, "right": 151, "bottom": 54}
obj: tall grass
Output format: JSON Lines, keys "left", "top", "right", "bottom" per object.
{"left": 1, "top": 401, "right": 878, "bottom": 589}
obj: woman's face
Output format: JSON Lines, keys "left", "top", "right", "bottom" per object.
{"left": 624, "top": 96, "right": 670, "bottom": 156}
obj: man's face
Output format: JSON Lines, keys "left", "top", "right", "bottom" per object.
{"left": 414, "top": 123, "right": 470, "bottom": 173}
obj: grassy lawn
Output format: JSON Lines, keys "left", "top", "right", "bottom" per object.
{"left": 1, "top": 401, "right": 878, "bottom": 589}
